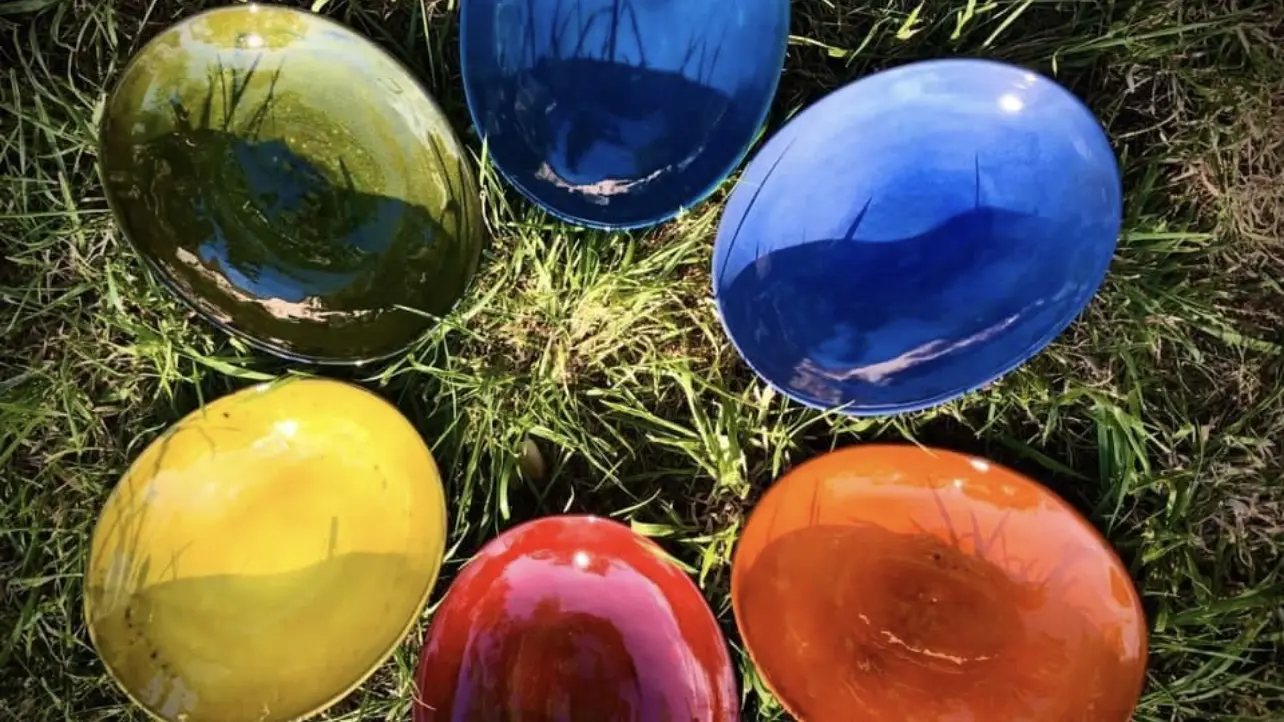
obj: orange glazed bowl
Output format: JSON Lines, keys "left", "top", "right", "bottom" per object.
{"left": 731, "top": 444, "right": 1147, "bottom": 722}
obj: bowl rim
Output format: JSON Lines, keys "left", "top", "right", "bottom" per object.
{"left": 728, "top": 442, "right": 1149, "bottom": 721}
{"left": 96, "top": 2, "right": 484, "bottom": 367}
{"left": 709, "top": 57, "right": 1123, "bottom": 417}
{"left": 457, "top": 0, "right": 792, "bottom": 231}
{"left": 82, "top": 376, "right": 450, "bottom": 722}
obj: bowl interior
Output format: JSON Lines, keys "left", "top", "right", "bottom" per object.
{"left": 713, "top": 60, "right": 1122, "bottom": 414}
{"left": 85, "top": 380, "right": 447, "bottom": 722}
{"left": 730, "top": 445, "right": 1147, "bottom": 722}
{"left": 99, "top": 5, "right": 482, "bottom": 363}
{"left": 461, "top": 0, "right": 789, "bottom": 229}
{"left": 414, "top": 516, "right": 738, "bottom": 721}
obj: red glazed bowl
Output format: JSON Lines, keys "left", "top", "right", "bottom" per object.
{"left": 413, "top": 515, "right": 738, "bottom": 721}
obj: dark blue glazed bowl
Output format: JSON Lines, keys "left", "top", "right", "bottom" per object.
{"left": 712, "top": 59, "right": 1122, "bottom": 416}
{"left": 460, "top": 0, "right": 789, "bottom": 230}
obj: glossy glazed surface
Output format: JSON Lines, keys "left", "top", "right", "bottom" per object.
{"left": 712, "top": 59, "right": 1121, "bottom": 414}
{"left": 84, "top": 378, "right": 448, "bottom": 722}
{"left": 461, "top": 0, "right": 789, "bottom": 229}
{"left": 414, "top": 515, "right": 738, "bottom": 721}
{"left": 99, "top": 5, "right": 483, "bottom": 363}
{"left": 731, "top": 445, "right": 1147, "bottom": 722}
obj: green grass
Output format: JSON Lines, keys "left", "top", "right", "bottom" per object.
{"left": 2, "top": 0, "right": 1283, "bottom": 719}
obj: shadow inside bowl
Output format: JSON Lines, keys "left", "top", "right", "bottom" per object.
{"left": 462, "top": 0, "right": 788, "bottom": 228}
{"left": 716, "top": 203, "right": 1108, "bottom": 412}
{"left": 736, "top": 523, "right": 1142, "bottom": 722}
{"left": 87, "top": 551, "right": 425, "bottom": 722}
{"left": 112, "top": 113, "right": 475, "bottom": 361}
{"left": 99, "top": 10, "right": 484, "bottom": 364}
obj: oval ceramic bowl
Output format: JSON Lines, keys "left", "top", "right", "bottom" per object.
{"left": 460, "top": 0, "right": 790, "bottom": 229}
{"left": 84, "top": 378, "right": 449, "bottom": 722}
{"left": 413, "top": 515, "right": 738, "bottom": 721}
{"left": 731, "top": 445, "right": 1147, "bottom": 722}
{"left": 98, "top": 5, "right": 484, "bottom": 364}
{"left": 712, "top": 59, "right": 1122, "bottom": 415}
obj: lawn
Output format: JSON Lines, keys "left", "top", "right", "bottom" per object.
{"left": 2, "top": 0, "right": 1282, "bottom": 720}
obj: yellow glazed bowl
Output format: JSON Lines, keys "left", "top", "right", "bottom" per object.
{"left": 84, "top": 378, "right": 448, "bottom": 722}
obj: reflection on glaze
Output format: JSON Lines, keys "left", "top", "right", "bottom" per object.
{"left": 461, "top": 0, "right": 789, "bottom": 229}
{"left": 731, "top": 445, "right": 1147, "bottom": 722}
{"left": 414, "top": 516, "right": 738, "bottom": 721}
{"left": 712, "top": 59, "right": 1122, "bottom": 414}
{"left": 99, "top": 5, "right": 483, "bottom": 363}
{"left": 84, "top": 379, "right": 448, "bottom": 722}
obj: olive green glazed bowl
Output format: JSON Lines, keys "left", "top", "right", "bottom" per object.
{"left": 99, "top": 4, "right": 483, "bottom": 364}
